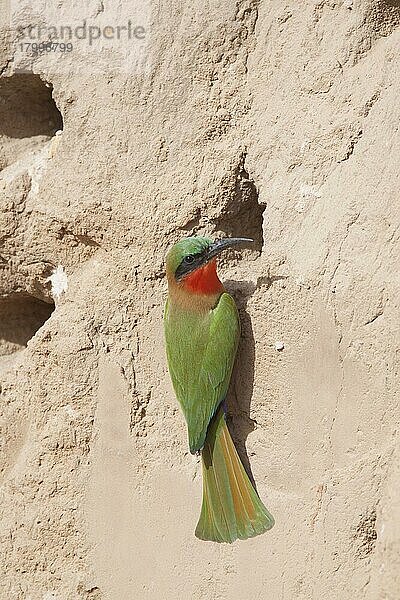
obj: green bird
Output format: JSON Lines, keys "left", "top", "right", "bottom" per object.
{"left": 164, "top": 236, "right": 274, "bottom": 543}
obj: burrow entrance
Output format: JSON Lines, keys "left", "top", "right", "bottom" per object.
{"left": 0, "top": 73, "right": 63, "bottom": 169}
{"left": 211, "top": 153, "right": 266, "bottom": 254}
{"left": 0, "top": 295, "right": 54, "bottom": 357}
{"left": 0, "top": 73, "right": 63, "bottom": 138}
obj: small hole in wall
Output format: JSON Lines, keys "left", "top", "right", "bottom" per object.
{"left": 0, "top": 73, "right": 63, "bottom": 138}
{"left": 211, "top": 154, "right": 266, "bottom": 254}
{"left": 0, "top": 295, "right": 54, "bottom": 357}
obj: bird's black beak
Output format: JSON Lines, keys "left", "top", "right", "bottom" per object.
{"left": 206, "top": 237, "right": 254, "bottom": 261}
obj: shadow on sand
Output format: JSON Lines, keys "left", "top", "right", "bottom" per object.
{"left": 224, "top": 275, "right": 284, "bottom": 492}
{"left": 224, "top": 279, "right": 259, "bottom": 490}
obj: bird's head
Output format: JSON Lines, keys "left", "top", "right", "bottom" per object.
{"left": 166, "top": 236, "right": 253, "bottom": 297}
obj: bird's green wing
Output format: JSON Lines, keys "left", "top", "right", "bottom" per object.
{"left": 164, "top": 293, "right": 240, "bottom": 453}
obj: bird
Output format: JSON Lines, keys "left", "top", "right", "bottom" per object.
{"left": 164, "top": 235, "right": 274, "bottom": 543}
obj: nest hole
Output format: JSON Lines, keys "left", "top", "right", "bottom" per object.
{"left": 0, "top": 73, "right": 63, "bottom": 138}
{"left": 212, "top": 153, "right": 266, "bottom": 254}
{"left": 0, "top": 295, "right": 54, "bottom": 357}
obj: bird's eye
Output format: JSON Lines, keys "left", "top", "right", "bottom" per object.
{"left": 184, "top": 254, "right": 195, "bottom": 264}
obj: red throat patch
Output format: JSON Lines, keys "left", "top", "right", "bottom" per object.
{"left": 182, "top": 259, "right": 224, "bottom": 295}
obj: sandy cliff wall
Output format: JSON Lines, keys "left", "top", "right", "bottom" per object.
{"left": 0, "top": 1, "right": 399, "bottom": 598}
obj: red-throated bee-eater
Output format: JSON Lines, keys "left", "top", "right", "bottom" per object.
{"left": 164, "top": 236, "right": 274, "bottom": 543}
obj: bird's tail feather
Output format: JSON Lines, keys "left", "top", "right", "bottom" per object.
{"left": 195, "top": 407, "right": 274, "bottom": 543}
